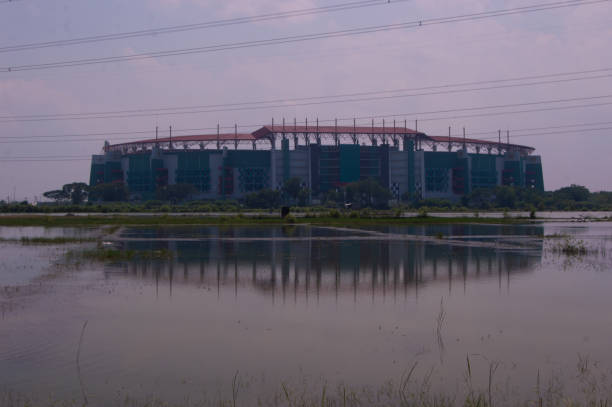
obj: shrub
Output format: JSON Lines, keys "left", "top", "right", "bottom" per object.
{"left": 359, "top": 209, "right": 371, "bottom": 218}
{"left": 328, "top": 209, "right": 341, "bottom": 218}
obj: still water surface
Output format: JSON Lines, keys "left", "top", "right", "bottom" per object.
{"left": 1, "top": 222, "right": 612, "bottom": 404}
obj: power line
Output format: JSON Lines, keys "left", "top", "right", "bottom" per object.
{"left": 436, "top": 120, "right": 612, "bottom": 138}
{"left": 2, "top": 118, "right": 610, "bottom": 142}
{"left": 242, "top": 94, "right": 612, "bottom": 124}
{"left": 1, "top": 0, "right": 607, "bottom": 72}
{"left": 2, "top": 155, "right": 89, "bottom": 159}
{"left": 0, "top": 0, "right": 407, "bottom": 53}
{"left": 0, "top": 127, "right": 217, "bottom": 140}
{"left": 0, "top": 96, "right": 611, "bottom": 145}
{"left": 351, "top": 99, "right": 612, "bottom": 124}
{"left": 431, "top": 125, "right": 612, "bottom": 139}
{"left": 1, "top": 101, "right": 611, "bottom": 146}
{"left": 0, "top": 95, "right": 612, "bottom": 144}
{"left": 6, "top": 11, "right": 607, "bottom": 83}
{"left": 2, "top": 68, "right": 611, "bottom": 122}
{"left": 0, "top": 158, "right": 90, "bottom": 162}
{"left": 2, "top": 124, "right": 611, "bottom": 162}
{"left": 3, "top": 122, "right": 611, "bottom": 147}
{"left": 493, "top": 126, "right": 612, "bottom": 140}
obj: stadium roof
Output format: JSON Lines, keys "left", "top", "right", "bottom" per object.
{"left": 252, "top": 124, "right": 420, "bottom": 138}
{"left": 108, "top": 133, "right": 256, "bottom": 149}
{"left": 104, "top": 125, "right": 535, "bottom": 154}
{"left": 427, "top": 135, "right": 535, "bottom": 152}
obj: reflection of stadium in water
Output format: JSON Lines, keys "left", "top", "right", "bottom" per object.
{"left": 109, "top": 225, "right": 544, "bottom": 300}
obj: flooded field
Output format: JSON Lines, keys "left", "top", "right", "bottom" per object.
{"left": 1, "top": 221, "right": 612, "bottom": 406}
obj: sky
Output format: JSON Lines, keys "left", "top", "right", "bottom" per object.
{"left": 0, "top": 0, "right": 611, "bottom": 201}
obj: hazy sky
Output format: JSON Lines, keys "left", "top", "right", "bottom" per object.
{"left": 1, "top": 0, "right": 611, "bottom": 201}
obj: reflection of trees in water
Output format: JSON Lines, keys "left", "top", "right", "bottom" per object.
{"left": 111, "top": 227, "right": 543, "bottom": 301}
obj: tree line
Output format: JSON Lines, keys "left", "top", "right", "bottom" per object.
{"left": 1, "top": 180, "right": 611, "bottom": 212}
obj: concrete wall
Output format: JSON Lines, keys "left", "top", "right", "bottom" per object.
{"left": 164, "top": 154, "right": 178, "bottom": 185}
{"left": 289, "top": 147, "right": 309, "bottom": 185}
{"left": 389, "top": 148, "right": 409, "bottom": 199}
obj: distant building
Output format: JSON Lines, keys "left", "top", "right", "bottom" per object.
{"left": 89, "top": 123, "right": 544, "bottom": 201}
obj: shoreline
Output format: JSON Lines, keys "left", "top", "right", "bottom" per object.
{"left": 0, "top": 213, "right": 548, "bottom": 227}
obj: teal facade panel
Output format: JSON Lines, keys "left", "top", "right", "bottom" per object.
{"left": 175, "top": 151, "right": 211, "bottom": 192}
{"left": 470, "top": 154, "right": 497, "bottom": 190}
{"left": 525, "top": 162, "right": 544, "bottom": 192}
{"left": 340, "top": 144, "right": 360, "bottom": 183}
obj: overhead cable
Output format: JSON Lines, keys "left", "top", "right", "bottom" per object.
{"left": 1, "top": 69, "right": 611, "bottom": 122}
{"left": 1, "top": 0, "right": 607, "bottom": 72}
{"left": 0, "top": 0, "right": 407, "bottom": 53}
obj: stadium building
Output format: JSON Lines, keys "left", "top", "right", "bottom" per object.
{"left": 89, "top": 122, "right": 544, "bottom": 202}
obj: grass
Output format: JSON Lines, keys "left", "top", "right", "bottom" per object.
{"left": 2, "top": 359, "right": 612, "bottom": 407}
{"left": 0, "top": 214, "right": 530, "bottom": 227}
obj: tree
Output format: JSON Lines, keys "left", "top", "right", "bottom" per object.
{"left": 345, "top": 178, "right": 391, "bottom": 209}
{"left": 493, "top": 186, "right": 517, "bottom": 209}
{"left": 282, "top": 177, "right": 310, "bottom": 206}
{"left": 43, "top": 189, "right": 69, "bottom": 203}
{"left": 323, "top": 189, "right": 343, "bottom": 206}
{"left": 43, "top": 182, "right": 89, "bottom": 204}
{"left": 297, "top": 188, "right": 310, "bottom": 206}
{"left": 89, "top": 183, "right": 128, "bottom": 202}
{"left": 244, "top": 189, "right": 281, "bottom": 209}
{"left": 156, "top": 183, "right": 197, "bottom": 203}
{"left": 462, "top": 188, "right": 494, "bottom": 209}
{"left": 554, "top": 184, "right": 590, "bottom": 202}
{"left": 282, "top": 178, "right": 301, "bottom": 201}
{"left": 64, "top": 182, "right": 89, "bottom": 204}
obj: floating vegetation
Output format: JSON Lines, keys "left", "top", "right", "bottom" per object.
{"left": 19, "top": 237, "right": 97, "bottom": 245}
{"left": 68, "top": 247, "right": 174, "bottom": 262}
{"left": 0, "top": 236, "right": 97, "bottom": 245}
{"left": 544, "top": 233, "right": 570, "bottom": 239}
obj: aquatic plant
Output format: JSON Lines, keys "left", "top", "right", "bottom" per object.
{"left": 551, "top": 237, "right": 588, "bottom": 256}
{"left": 3, "top": 358, "right": 612, "bottom": 407}
{"left": 544, "top": 233, "right": 570, "bottom": 239}
{"left": 68, "top": 247, "right": 174, "bottom": 262}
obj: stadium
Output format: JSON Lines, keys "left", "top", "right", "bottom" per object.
{"left": 89, "top": 121, "right": 544, "bottom": 202}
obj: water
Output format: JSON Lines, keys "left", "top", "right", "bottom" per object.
{"left": 1, "top": 222, "right": 612, "bottom": 405}
{"left": 0, "top": 226, "right": 101, "bottom": 240}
